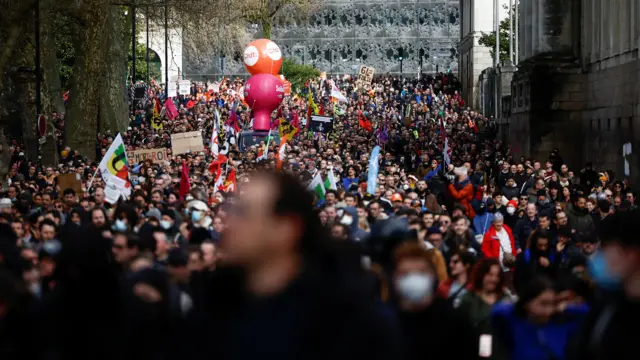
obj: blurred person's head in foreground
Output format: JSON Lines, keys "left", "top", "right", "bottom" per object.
{"left": 392, "top": 242, "right": 437, "bottom": 312}
{"left": 592, "top": 209, "right": 640, "bottom": 295}
{"left": 221, "top": 172, "right": 330, "bottom": 296}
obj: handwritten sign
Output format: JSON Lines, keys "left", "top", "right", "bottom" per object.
{"left": 58, "top": 173, "right": 84, "bottom": 198}
{"left": 127, "top": 148, "right": 168, "bottom": 165}
{"left": 357, "top": 65, "right": 375, "bottom": 86}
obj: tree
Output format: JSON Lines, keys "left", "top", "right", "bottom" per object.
{"left": 129, "top": 41, "right": 161, "bottom": 82}
{"left": 281, "top": 58, "right": 319, "bottom": 91}
{"left": 478, "top": 3, "right": 517, "bottom": 63}
{"left": 236, "top": 0, "right": 320, "bottom": 39}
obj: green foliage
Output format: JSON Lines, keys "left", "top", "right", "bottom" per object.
{"left": 281, "top": 58, "right": 320, "bottom": 91}
{"left": 478, "top": 4, "right": 517, "bottom": 63}
{"left": 129, "top": 42, "right": 162, "bottom": 82}
{"left": 53, "top": 16, "right": 76, "bottom": 90}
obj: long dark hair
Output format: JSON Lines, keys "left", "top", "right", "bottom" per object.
{"left": 514, "top": 275, "right": 555, "bottom": 317}
{"left": 469, "top": 258, "right": 505, "bottom": 295}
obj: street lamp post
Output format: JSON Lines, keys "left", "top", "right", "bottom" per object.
{"left": 164, "top": 3, "right": 168, "bottom": 97}
{"left": 221, "top": 55, "right": 226, "bottom": 79}
{"left": 146, "top": 6, "right": 149, "bottom": 84}
{"left": 131, "top": 3, "right": 136, "bottom": 83}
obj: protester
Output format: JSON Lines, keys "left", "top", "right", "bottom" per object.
{"left": 492, "top": 276, "right": 589, "bottom": 360}
{"left": 0, "top": 70, "right": 630, "bottom": 359}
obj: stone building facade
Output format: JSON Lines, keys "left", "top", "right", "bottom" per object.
{"left": 183, "top": 0, "right": 461, "bottom": 78}
{"left": 509, "top": 0, "right": 640, "bottom": 181}
{"left": 459, "top": 0, "right": 510, "bottom": 110}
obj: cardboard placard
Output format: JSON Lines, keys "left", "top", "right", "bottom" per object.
{"left": 127, "top": 148, "right": 168, "bottom": 165}
{"left": 178, "top": 80, "right": 191, "bottom": 95}
{"left": 357, "top": 65, "right": 375, "bottom": 85}
{"left": 171, "top": 131, "right": 204, "bottom": 155}
{"left": 58, "top": 173, "right": 84, "bottom": 198}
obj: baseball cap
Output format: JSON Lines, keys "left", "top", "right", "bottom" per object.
{"left": 0, "top": 198, "right": 12, "bottom": 208}
{"left": 426, "top": 226, "right": 442, "bottom": 236}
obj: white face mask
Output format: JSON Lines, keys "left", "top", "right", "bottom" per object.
{"left": 506, "top": 207, "right": 516, "bottom": 215}
{"left": 160, "top": 220, "right": 172, "bottom": 230}
{"left": 396, "top": 272, "right": 434, "bottom": 303}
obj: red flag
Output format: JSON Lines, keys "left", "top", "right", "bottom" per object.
{"left": 208, "top": 154, "right": 228, "bottom": 175}
{"left": 319, "top": 103, "right": 325, "bottom": 115}
{"left": 439, "top": 117, "right": 447, "bottom": 142}
{"left": 154, "top": 98, "right": 162, "bottom": 114}
{"left": 165, "top": 99, "right": 178, "bottom": 120}
{"left": 223, "top": 168, "right": 237, "bottom": 193}
{"left": 226, "top": 101, "right": 241, "bottom": 132}
{"left": 186, "top": 100, "right": 195, "bottom": 109}
{"left": 179, "top": 160, "right": 190, "bottom": 199}
{"left": 358, "top": 112, "right": 373, "bottom": 132}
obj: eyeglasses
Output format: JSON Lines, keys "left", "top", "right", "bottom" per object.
{"left": 440, "top": 220, "right": 450, "bottom": 225}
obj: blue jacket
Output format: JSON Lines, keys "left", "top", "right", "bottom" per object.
{"left": 342, "top": 177, "right": 359, "bottom": 190}
{"left": 423, "top": 164, "right": 441, "bottom": 182}
{"left": 472, "top": 212, "right": 494, "bottom": 236}
{"left": 491, "top": 302, "right": 588, "bottom": 360}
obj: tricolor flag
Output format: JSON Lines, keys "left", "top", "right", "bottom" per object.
{"left": 308, "top": 173, "right": 326, "bottom": 200}
{"left": 330, "top": 82, "right": 348, "bottom": 103}
{"left": 324, "top": 170, "right": 337, "bottom": 191}
{"left": 97, "top": 133, "right": 131, "bottom": 202}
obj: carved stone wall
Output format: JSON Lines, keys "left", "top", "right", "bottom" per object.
{"left": 183, "top": 0, "right": 460, "bottom": 78}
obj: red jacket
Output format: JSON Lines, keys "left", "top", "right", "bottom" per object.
{"left": 481, "top": 224, "right": 518, "bottom": 269}
{"left": 448, "top": 182, "right": 475, "bottom": 218}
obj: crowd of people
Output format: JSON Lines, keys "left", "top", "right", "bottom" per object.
{"left": 0, "top": 70, "right": 639, "bottom": 360}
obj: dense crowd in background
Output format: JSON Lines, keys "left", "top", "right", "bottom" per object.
{"left": 0, "top": 70, "right": 639, "bottom": 360}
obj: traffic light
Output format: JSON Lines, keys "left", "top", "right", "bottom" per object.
{"left": 398, "top": 47, "right": 404, "bottom": 61}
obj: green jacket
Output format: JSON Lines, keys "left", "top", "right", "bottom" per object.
{"left": 566, "top": 203, "right": 595, "bottom": 235}
{"left": 457, "top": 291, "right": 509, "bottom": 360}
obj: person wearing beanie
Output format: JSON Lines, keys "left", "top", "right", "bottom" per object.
{"left": 502, "top": 199, "right": 520, "bottom": 230}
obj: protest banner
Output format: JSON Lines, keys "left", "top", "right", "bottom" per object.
{"left": 356, "top": 65, "right": 375, "bottom": 88}
{"left": 127, "top": 148, "right": 168, "bottom": 165}
{"left": 171, "top": 131, "right": 204, "bottom": 155}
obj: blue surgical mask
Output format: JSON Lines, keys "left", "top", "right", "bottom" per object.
{"left": 589, "top": 251, "right": 621, "bottom": 290}
{"left": 191, "top": 211, "right": 202, "bottom": 222}
{"left": 113, "top": 219, "right": 128, "bottom": 232}
{"left": 160, "top": 220, "right": 172, "bottom": 230}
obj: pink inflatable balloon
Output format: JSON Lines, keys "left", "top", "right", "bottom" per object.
{"left": 244, "top": 74, "right": 284, "bottom": 132}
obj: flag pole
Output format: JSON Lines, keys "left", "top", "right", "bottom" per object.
{"left": 86, "top": 166, "right": 101, "bottom": 192}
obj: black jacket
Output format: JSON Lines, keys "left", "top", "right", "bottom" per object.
{"left": 185, "top": 261, "right": 403, "bottom": 360}
{"left": 397, "top": 298, "right": 476, "bottom": 360}
{"left": 568, "top": 293, "right": 640, "bottom": 360}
